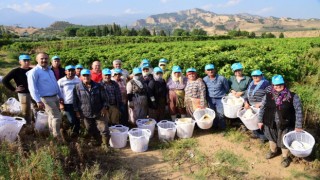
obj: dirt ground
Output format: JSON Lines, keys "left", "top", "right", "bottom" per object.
{"left": 111, "top": 127, "right": 319, "bottom": 180}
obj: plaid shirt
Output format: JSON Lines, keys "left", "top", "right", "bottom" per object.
{"left": 102, "top": 80, "right": 122, "bottom": 106}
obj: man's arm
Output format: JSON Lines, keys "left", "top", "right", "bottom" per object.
{"left": 2, "top": 69, "right": 16, "bottom": 92}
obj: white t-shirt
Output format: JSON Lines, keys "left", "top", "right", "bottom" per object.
{"left": 57, "top": 76, "right": 81, "bottom": 104}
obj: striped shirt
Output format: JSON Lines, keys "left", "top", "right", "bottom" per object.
{"left": 185, "top": 78, "right": 207, "bottom": 107}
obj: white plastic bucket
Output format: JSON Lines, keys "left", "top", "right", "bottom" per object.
{"left": 283, "top": 130, "right": 315, "bottom": 157}
{"left": 109, "top": 125, "right": 129, "bottom": 148}
{"left": 35, "top": 111, "right": 48, "bottom": 132}
{"left": 1, "top": 97, "right": 21, "bottom": 114}
{"left": 237, "top": 107, "right": 259, "bottom": 130}
{"left": 128, "top": 128, "right": 151, "bottom": 152}
{"left": 136, "top": 118, "right": 156, "bottom": 138}
{"left": 157, "top": 120, "right": 176, "bottom": 141}
{"left": 175, "top": 118, "right": 196, "bottom": 139}
{"left": 0, "top": 115, "right": 26, "bottom": 142}
{"left": 221, "top": 96, "right": 244, "bottom": 118}
{"left": 193, "top": 108, "right": 216, "bottom": 129}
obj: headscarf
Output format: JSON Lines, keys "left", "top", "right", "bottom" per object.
{"left": 271, "top": 85, "right": 292, "bottom": 109}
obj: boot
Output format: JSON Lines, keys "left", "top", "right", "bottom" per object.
{"left": 101, "top": 135, "right": 110, "bottom": 152}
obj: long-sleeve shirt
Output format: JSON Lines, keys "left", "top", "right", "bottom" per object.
{"left": 57, "top": 76, "right": 81, "bottom": 104}
{"left": 2, "top": 67, "right": 32, "bottom": 93}
{"left": 228, "top": 75, "right": 251, "bottom": 92}
{"left": 203, "top": 75, "right": 229, "bottom": 98}
{"left": 258, "top": 92, "right": 303, "bottom": 128}
{"left": 101, "top": 80, "right": 122, "bottom": 106}
{"left": 26, "top": 65, "right": 62, "bottom": 102}
{"left": 244, "top": 80, "right": 270, "bottom": 106}
{"left": 166, "top": 77, "right": 188, "bottom": 90}
{"left": 184, "top": 78, "right": 207, "bottom": 107}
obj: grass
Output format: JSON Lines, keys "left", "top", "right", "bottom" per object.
{"left": 290, "top": 169, "right": 320, "bottom": 180}
{"left": 223, "top": 128, "right": 247, "bottom": 143}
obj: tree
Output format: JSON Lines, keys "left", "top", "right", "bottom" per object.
{"left": 130, "top": 28, "right": 138, "bottom": 36}
{"left": 76, "top": 28, "right": 86, "bottom": 37}
{"left": 191, "top": 28, "right": 207, "bottom": 36}
{"left": 248, "top": 32, "right": 256, "bottom": 38}
{"left": 138, "top": 28, "right": 151, "bottom": 36}
{"left": 173, "top": 29, "right": 186, "bottom": 36}
{"left": 152, "top": 28, "right": 156, "bottom": 36}
{"left": 65, "top": 27, "right": 79, "bottom": 37}
{"left": 279, "top": 32, "right": 285, "bottom": 38}
{"left": 103, "top": 25, "right": 109, "bottom": 36}
{"left": 159, "top": 30, "right": 166, "bottom": 36}
{"left": 95, "top": 26, "right": 102, "bottom": 37}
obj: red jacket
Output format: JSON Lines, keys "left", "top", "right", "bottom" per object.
{"left": 90, "top": 70, "right": 102, "bottom": 83}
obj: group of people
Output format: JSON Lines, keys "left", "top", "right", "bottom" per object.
{"left": 2, "top": 52, "right": 303, "bottom": 167}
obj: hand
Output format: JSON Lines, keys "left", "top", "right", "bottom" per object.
{"left": 295, "top": 128, "right": 303, "bottom": 132}
{"left": 101, "top": 107, "right": 108, "bottom": 117}
{"left": 75, "top": 111, "right": 82, "bottom": 119}
{"left": 244, "top": 102, "right": 250, "bottom": 109}
{"left": 235, "top": 92, "right": 242, "bottom": 98}
{"left": 15, "top": 85, "right": 25, "bottom": 92}
{"left": 255, "top": 103, "right": 261, "bottom": 108}
{"left": 59, "top": 103, "right": 64, "bottom": 111}
{"left": 37, "top": 101, "right": 45, "bottom": 110}
{"left": 231, "top": 90, "right": 237, "bottom": 96}
{"left": 258, "top": 123, "right": 263, "bottom": 130}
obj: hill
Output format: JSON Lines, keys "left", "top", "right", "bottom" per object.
{"left": 132, "top": 8, "right": 320, "bottom": 36}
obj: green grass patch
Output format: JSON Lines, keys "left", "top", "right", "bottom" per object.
{"left": 223, "top": 128, "right": 247, "bottom": 143}
{"left": 214, "top": 149, "right": 248, "bottom": 169}
{"left": 290, "top": 169, "right": 320, "bottom": 180}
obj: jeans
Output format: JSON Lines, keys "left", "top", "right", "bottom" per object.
{"left": 207, "top": 97, "right": 226, "bottom": 129}
{"left": 41, "top": 96, "right": 61, "bottom": 137}
{"left": 63, "top": 104, "right": 80, "bottom": 134}
{"left": 18, "top": 93, "right": 32, "bottom": 123}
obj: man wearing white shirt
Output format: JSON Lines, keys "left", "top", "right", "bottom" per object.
{"left": 58, "top": 65, "right": 81, "bottom": 136}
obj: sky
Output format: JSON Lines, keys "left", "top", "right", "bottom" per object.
{"left": 1, "top": 0, "right": 320, "bottom": 19}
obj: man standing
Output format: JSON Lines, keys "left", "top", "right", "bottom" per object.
{"left": 101, "top": 68, "right": 122, "bottom": 126}
{"left": 111, "top": 59, "right": 129, "bottom": 82}
{"left": 203, "top": 64, "right": 230, "bottom": 130}
{"left": 51, "top": 55, "right": 65, "bottom": 81}
{"left": 73, "top": 69, "right": 110, "bottom": 150}
{"left": 75, "top": 64, "right": 83, "bottom": 77}
{"left": 90, "top": 60, "right": 102, "bottom": 83}
{"left": 2, "top": 54, "right": 33, "bottom": 123}
{"left": 57, "top": 65, "right": 81, "bottom": 136}
{"left": 27, "top": 52, "right": 64, "bottom": 138}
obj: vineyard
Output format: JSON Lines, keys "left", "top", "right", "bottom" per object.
{"left": 2, "top": 36, "right": 320, "bottom": 126}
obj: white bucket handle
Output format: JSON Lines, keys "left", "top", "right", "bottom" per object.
{"left": 160, "top": 120, "right": 168, "bottom": 124}
{"left": 14, "top": 117, "right": 26, "bottom": 125}
{"left": 115, "top": 125, "right": 124, "bottom": 128}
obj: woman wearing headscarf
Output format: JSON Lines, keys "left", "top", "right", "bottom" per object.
{"left": 166, "top": 66, "right": 187, "bottom": 121}
{"left": 229, "top": 62, "right": 251, "bottom": 97}
{"left": 184, "top": 68, "right": 207, "bottom": 118}
{"left": 258, "top": 75, "right": 303, "bottom": 167}
{"left": 244, "top": 70, "right": 270, "bottom": 142}
{"left": 127, "top": 67, "right": 148, "bottom": 125}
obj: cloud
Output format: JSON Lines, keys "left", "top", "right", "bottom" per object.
{"left": 87, "top": 0, "right": 103, "bottom": 3}
{"left": 255, "top": 7, "right": 273, "bottom": 15}
{"left": 124, "top": 8, "right": 142, "bottom": 14}
{"left": 217, "top": 0, "right": 241, "bottom": 8}
{"left": 7, "top": 2, "right": 53, "bottom": 13}
{"left": 202, "top": 4, "right": 214, "bottom": 10}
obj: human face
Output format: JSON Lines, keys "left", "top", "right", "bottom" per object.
{"left": 113, "top": 73, "right": 122, "bottom": 80}
{"left": 91, "top": 61, "right": 101, "bottom": 72}
{"left": 103, "top": 74, "right": 111, "bottom": 82}
{"left": 75, "top": 68, "right": 82, "bottom": 76}
{"left": 36, "top": 53, "right": 49, "bottom": 68}
{"left": 65, "top": 69, "right": 75, "bottom": 79}
{"left": 187, "top": 72, "right": 196, "bottom": 81}
{"left": 234, "top": 69, "right": 243, "bottom": 77}
{"left": 19, "top": 59, "right": 31, "bottom": 69}
{"left": 51, "top": 59, "right": 60, "bottom": 68}
{"left": 173, "top": 72, "right": 181, "bottom": 78}
{"left": 82, "top": 74, "right": 91, "bottom": 84}
{"left": 273, "top": 84, "right": 285, "bottom": 92}
{"left": 252, "top": 75, "right": 262, "bottom": 83}
{"left": 205, "top": 69, "right": 215, "bottom": 77}
{"left": 159, "top": 64, "right": 166, "bottom": 70}
{"left": 113, "top": 63, "right": 121, "bottom": 69}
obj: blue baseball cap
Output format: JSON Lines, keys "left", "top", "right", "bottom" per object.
{"left": 19, "top": 55, "right": 31, "bottom": 61}
{"left": 142, "top": 63, "right": 150, "bottom": 69}
{"left": 113, "top": 68, "right": 122, "bottom": 74}
{"left": 172, "top": 66, "right": 182, "bottom": 73}
{"left": 186, "top": 67, "right": 197, "bottom": 73}
{"left": 102, "top": 68, "right": 112, "bottom": 75}
{"left": 251, "top": 70, "right": 263, "bottom": 76}
{"left": 51, "top": 55, "right": 60, "bottom": 60}
{"left": 133, "top": 67, "right": 142, "bottom": 75}
{"left": 205, "top": 64, "right": 215, "bottom": 70}
{"left": 65, "top": 65, "right": 75, "bottom": 70}
{"left": 142, "top": 59, "right": 150, "bottom": 64}
{"left": 80, "top": 69, "right": 91, "bottom": 75}
{"left": 272, "top": 75, "right": 285, "bottom": 85}
{"left": 153, "top": 67, "right": 163, "bottom": 73}
{"left": 75, "top": 64, "right": 83, "bottom": 69}
{"left": 159, "top": 58, "right": 168, "bottom": 64}
{"left": 231, "top": 63, "right": 243, "bottom": 72}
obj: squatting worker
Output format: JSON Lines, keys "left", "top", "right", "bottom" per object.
{"left": 73, "top": 69, "right": 110, "bottom": 151}
{"left": 90, "top": 60, "right": 102, "bottom": 83}
{"left": 2, "top": 54, "right": 33, "bottom": 123}
{"left": 27, "top": 52, "right": 64, "bottom": 139}
{"left": 258, "top": 75, "right": 303, "bottom": 168}
{"left": 203, "top": 64, "right": 230, "bottom": 130}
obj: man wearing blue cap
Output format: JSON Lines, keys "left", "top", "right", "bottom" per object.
{"left": 57, "top": 65, "right": 81, "bottom": 136}
{"left": 111, "top": 60, "right": 129, "bottom": 82}
{"left": 27, "top": 52, "right": 64, "bottom": 139}
{"left": 101, "top": 68, "right": 122, "bottom": 125}
{"left": 73, "top": 69, "right": 110, "bottom": 150}
{"left": 203, "top": 64, "right": 230, "bottom": 130}
{"left": 2, "top": 54, "right": 33, "bottom": 123}
{"left": 75, "top": 64, "right": 83, "bottom": 77}
{"left": 51, "top": 55, "right": 65, "bottom": 81}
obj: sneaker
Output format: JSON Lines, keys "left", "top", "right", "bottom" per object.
{"left": 265, "top": 150, "right": 279, "bottom": 159}
{"left": 281, "top": 157, "right": 290, "bottom": 167}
